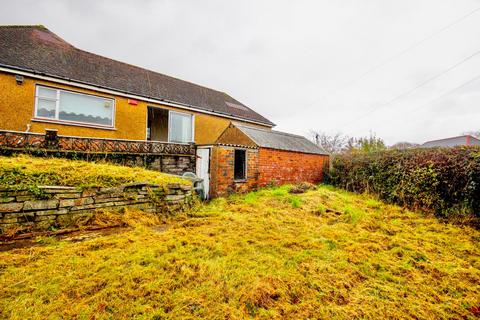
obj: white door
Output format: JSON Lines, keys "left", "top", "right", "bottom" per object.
{"left": 196, "top": 148, "right": 210, "bottom": 199}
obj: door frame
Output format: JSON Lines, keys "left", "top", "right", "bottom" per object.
{"left": 196, "top": 146, "right": 211, "bottom": 199}
{"left": 146, "top": 106, "right": 195, "bottom": 143}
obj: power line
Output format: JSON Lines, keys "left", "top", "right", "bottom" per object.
{"left": 410, "top": 73, "right": 480, "bottom": 114}
{"left": 338, "top": 48, "right": 480, "bottom": 131}
{"left": 329, "top": 6, "right": 480, "bottom": 93}
{"left": 305, "top": 6, "right": 480, "bottom": 109}
{"left": 351, "top": 73, "right": 480, "bottom": 134}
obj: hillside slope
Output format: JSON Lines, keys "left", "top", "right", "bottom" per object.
{"left": 0, "top": 155, "right": 189, "bottom": 191}
{"left": 1, "top": 185, "right": 479, "bottom": 319}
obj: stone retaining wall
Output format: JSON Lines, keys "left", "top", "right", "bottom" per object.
{"left": 0, "top": 182, "right": 195, "bottom": 233}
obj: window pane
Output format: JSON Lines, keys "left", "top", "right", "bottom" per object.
{"left": 38, "top": 87, "right": 57, "bottom": 99}
{"left": 234, "top": 149, "right": 246, "bottom": 180}
{"left": 169, "top": 113, "right": 192, "bottom": 143}
{"left": 36, "top": 98, "right": 56, "bottom": 118}
{"left": 59, "top": 91, "right": 113, "bottom": 126}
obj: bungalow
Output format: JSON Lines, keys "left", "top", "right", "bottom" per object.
{"left": 0, "top": 25, "right": 328, "bottom": 198}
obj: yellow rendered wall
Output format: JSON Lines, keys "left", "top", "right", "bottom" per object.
{"left": 0, "top": 71, "right": 270, "bottom": 144}
{"left": 0, "top": 72, "right": 146, "bottom": 140}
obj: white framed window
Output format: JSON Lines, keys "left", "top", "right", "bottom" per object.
{"left": 34, "top": 85, "right": 115, "bottom": 128}
{"left": 168, "top": 111, "right": 194, "bottom": 143}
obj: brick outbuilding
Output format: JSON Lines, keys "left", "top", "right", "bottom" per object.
{"left": 198, "top": 123, "right": 329, "bottom": 198}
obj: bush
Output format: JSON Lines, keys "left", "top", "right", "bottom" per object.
{"left": 327, "top": 147, "right": 480, "bottom": 223}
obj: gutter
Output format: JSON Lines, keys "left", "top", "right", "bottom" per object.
{"left": 0, "top": 64, "right": 275, "bottom": 128}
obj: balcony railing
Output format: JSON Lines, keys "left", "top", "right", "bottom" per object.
{"left": 0, "top": 130, "right": 195, "bottom": 156}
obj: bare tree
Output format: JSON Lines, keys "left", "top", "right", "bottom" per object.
{"left": 309, "top": 131, "right": 347, "bottom": 154}
{"left": 344, "top": 136, "right": 358, "bottom": 152}
{"left": 310, "top": 131, "right": 388, "bottom": 154}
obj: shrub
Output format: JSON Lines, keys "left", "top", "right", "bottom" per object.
{"left": 327, "top": 147, "right": 480, "bottom": 223}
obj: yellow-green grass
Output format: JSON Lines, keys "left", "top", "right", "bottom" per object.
{"left": 0, "top": 155, "right": 189, "bottom": 191}
{"left": 1, "top": 185, "right": 479, "bottom": 319}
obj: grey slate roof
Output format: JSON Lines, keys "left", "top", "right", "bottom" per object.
{"left": 422, "top": 135, "right": 480, "bottom": 148}
{"left": 235, "top": 124, "right": 328, "bottom": 155}
{"left": 0, "top": 25, "right": 274, "bottom": 126}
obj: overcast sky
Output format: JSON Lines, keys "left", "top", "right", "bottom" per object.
{"left": 2, "top": 0, "right": 480, "bottom": 144}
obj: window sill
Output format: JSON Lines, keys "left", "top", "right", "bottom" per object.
{"left": 32, "top": 118, "right": 117, "bottom": 131}
{"left": 169, "top": 141, "right": 195, "bottom": 145}
{"left": 234, "top": 179, "right": 247, "bottom": 183}
{"left": 148, "top": 139, "right": 195, "bottom": 145}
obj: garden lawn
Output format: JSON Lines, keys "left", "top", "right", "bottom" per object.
{"left": 1, "top": 185, "right": 479, "bottom": 319}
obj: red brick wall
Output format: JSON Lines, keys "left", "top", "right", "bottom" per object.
{"left": 209, "top": 146, "right": 259, "bottom": 198}
{"left": 257, "top": 148, "right": 329, "bottom": 187}
{"left": 209, "top": 146, "right": 329, "bottom": 197}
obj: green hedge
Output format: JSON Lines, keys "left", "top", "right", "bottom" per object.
{"left": 327, "top": 147, "right": 480, "bottom": 223}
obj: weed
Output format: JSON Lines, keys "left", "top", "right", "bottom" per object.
{"left": 289, "top": 196, "right": 302, "bottom": 208}
{"left": 315, "top": 204, "right": 327, "bottom": 215}
{"left": 365, "top": 198, "right": 382, "bottom": 209}
{"left": 244, "top": 192, "right": 259, "bottom": 204}
{"left": 271, "top": 188, "right": 288, "bottom": 197}
{"left": 345, "top": 205, "right": 365, "bottom": 224}
{"left": 325, "top": 239, "right": 337, "bottom": 250}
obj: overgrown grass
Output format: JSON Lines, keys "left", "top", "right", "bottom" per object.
{"left": 0, "top": 155, "right": 188, "bottom": 191}
{"left": 1, "top": 185, "right": 479, "bottom": 319}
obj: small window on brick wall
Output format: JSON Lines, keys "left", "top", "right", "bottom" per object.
{"left": 234, "top": 149, "right": 246, "bottom": 180}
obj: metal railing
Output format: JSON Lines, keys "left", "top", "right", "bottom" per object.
{"left": 0, "top": 130, "right": 195, "bottom": 156}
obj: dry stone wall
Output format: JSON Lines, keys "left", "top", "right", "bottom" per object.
{"left": 0, "top": 182, "right": 195, "bottom": 233}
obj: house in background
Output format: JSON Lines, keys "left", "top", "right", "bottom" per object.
{"left": 421, "top": 135, "right": 480, "bottom": 148}
{"left": 0, "top": 25, "right": 328, "bottom": 198}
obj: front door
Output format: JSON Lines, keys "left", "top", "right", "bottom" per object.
{"left": 196, "top": 148, "right": 210, "bottom": 199}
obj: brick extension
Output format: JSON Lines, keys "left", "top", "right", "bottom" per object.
{"left": 210, "top": 123, "right": 330, "bottom": 197}
{"left": 209, "top": 147, "right": 259, "bottom": 197}
{"left": 209, "top": 146, "right": 329, "bottom": 197}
